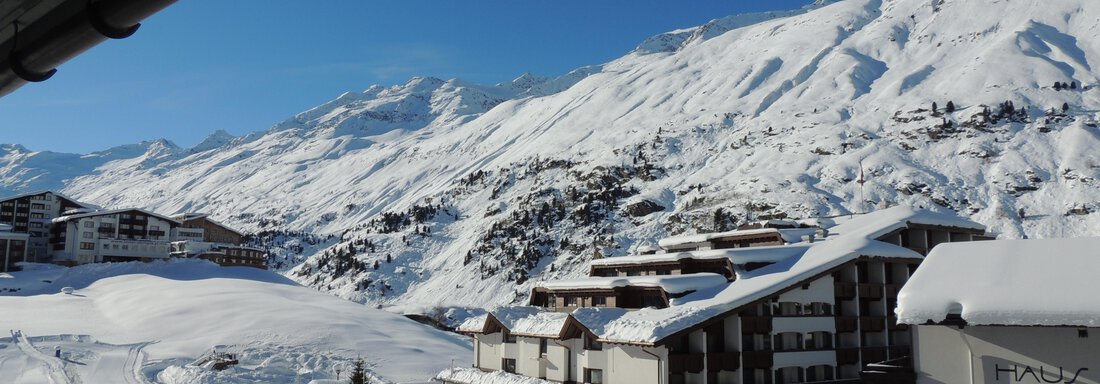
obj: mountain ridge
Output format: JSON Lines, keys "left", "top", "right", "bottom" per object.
{"left": 3, "top": 0, "right": 1100, "bottom": 310}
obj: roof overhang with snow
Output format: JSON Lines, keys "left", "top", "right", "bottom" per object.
{"left": 0, "top": 0, "right": 176, "bottom": 98}
{"left": 896, "top": 237, "right": 1100, "bottom": 328}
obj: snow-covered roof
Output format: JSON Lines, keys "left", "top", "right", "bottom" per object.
{"left": 510, "top": 312, "right": 572, "bottom": 337}
{"left": 0, "top": 190, "right": 90, "bottom": 208}
{"left": 570, "top": 206, "right": 975, "bottom": 344}
{"left": 479, "top": 207, "right": 985, "bottom": 344}
{"left": 53, "top": 208, "right": 182, "bottom": 225}
{"left": 657, "top": 228, "right": 781, "bottom": 248}
{"left": 175, "top": 213, "right": 245, "bottom": 237}
{"left": 456, "top": 307, "right": 544, "bottom": 334}
{"left": 590, "top": 243, "right": 813, "bottom": 267}
{"left": 535, "top": 273, "right": 727, "bottom": 295}
{"left": 896, "top": 237, "right": 1100, "bottom": 327}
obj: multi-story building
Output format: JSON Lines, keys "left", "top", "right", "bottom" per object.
{"left": 459, "top": 206, "right": 991, "bottom": 384}
{"left": 896, "top": 237, "right": 1100, "bottom": 384}
{"left": 0, "top": 191, "right": 90, "bottom": 262}
{"left": 169, "top": 213, "right": 267, "bottom": 269}
{"left": 50, "top": 208, "right": 180, "bottom": 265}
{"left": 0, "top": 224, "right": 30, "bottom": 272}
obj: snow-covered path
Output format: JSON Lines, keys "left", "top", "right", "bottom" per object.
{"left": 9, "top": 331, "right": 75, "bottom": 384}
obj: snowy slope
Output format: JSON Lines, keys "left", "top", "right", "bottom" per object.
{"left": 0, "top": 260, "right": 470, "bottom": 383}
{"left": 2, "top": 0, "right": 1100, "bottom": 312}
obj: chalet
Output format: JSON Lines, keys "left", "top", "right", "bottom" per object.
{"left": 49, "top": 208, "right": 180, "bottom": 265}
{"left": 0, "top": 224, "right": 29, "bottom": 272}
{"left": 896, "top": 237, "right": 1100, "bottom": 384}
{"left": 0, "top": 191, "right": 91, "bottom": 263}
{"left": 170, "top": 213, "right": 266, "bottom": 269}
{"left": 460, "top": 206, "right": 991, "bottom": 384}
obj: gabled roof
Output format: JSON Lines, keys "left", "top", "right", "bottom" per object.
{"left": 176, "top": 213, "right": 245, "bottom": 237}
{"left": 53, "top": 208, "right": 182, "bottom": 226}
{"left": 897, "top": 237, "right": 1100, "bottom": 327}
{"left": 0, "top": 190, "right": 93, "bottom": 208}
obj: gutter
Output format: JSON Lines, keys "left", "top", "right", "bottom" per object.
{"left": 0, "top": 0, "right": 177, "bottom": 98}
{"left": 640, "top": 347, "right": 664, "bottom": 384}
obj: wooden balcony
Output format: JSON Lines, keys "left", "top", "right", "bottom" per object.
{"left": 740, "top": 316, "right": 772, "bottom": 334}
{"left": 836, "top": 347, "right": 860, "bottom": 365}
{"left": 741, "top": 351, "right": 773, "bottom": 369}
{"left": 885, "top": 284, "right": 902, "bottom": 298}
{"left": 706, "top": 351, "right": 740, "bottom": 371}
{"left": 668, "top": 353, "right": 704, "bottom": 373}
{"left": 858, "top": 283, "right": 883, "bottom": 299}
{"left": 835, "top": 316, "right": 859, "bottom": 333}
{"left": 862, "top": 347, "right": 888, "bottom": 364}
{"left": 860, "top": 316, "right": 886, "bottom": 332}
{"left": 834, "top": 282, "right": 857, "bottom": 299}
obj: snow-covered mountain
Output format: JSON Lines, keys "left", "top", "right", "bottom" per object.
{"left": 4, "top": 0, "right": 1100, "bottom": 311}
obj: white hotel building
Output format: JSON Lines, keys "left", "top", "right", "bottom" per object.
{"left": 459, "top": 206, "right": 991, "bottom": 384}
{"left": 49, "top": 208, "right": 180, "bottom": 265}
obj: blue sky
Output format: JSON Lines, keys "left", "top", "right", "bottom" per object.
{"left": 0, "top": 0, "right": 810, "bottom": 153}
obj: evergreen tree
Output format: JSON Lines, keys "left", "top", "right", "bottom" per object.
{"left": 348, "top": 358, "right": 367, "bottom": 384}
{"left": 932, "top": 101, "right": 938, "bottom": 113}
{"left": 1054, "top": 82, "right": 1062, "bottom": 91}
{"left": 1071, "top": 81, "right": 1078, "bottom": 90}
{"left": 945, "top": 101, "right": 956, "bottom": 113}
{"left": 1063, "top": 102, "right": 1070, "bottom": 113}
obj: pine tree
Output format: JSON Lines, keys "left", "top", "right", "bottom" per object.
{"left": 1062, "top": 102, "right": 1070, "bottom": 113}
{"left": 1071, "top": 81, "right": 1078, "bottom": 90}
{"left": 1054, "top": 82, "right": 1062, "bottom": 91}
{"left": 945, "top": 101, "right": 956, "bottom": 113}
{"left": 348, "top": 358, "right": 367, "bottom": 384}
{"left": 932, "top": 101, "right": 938, "bottom": 113}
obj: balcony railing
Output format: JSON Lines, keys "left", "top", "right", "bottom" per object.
{"left": 706, "top": 351, "right": 740, "bottom": 371}
{"left": 741, "top": 351, "right": 773, "bottom": 369}
{"left": 668, "top": 353, "right": 704, "bottom": 373}
{"left": 860, "top": 316, "right": 886, "bottom": 332}
{"left": 836, "top": 316, "right": 859, "bottom": 333}
{"left": 858, "top": 283, "right": 883, "bottom": 299}
{"left": 835, "top": 282, "right": 857, "bottom": 299}
{"left": 741, "top": 316, "right": 772, "bottom": 333}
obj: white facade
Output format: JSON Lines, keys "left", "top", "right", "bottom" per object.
{"left": 51, "top": 210, "right": 176, "bottom": 264}
{"left": 473, "top": 332, "right": 666, "bottom": 384}
{"left": 912, "top": 325, "right": 1100, "bottom": 384}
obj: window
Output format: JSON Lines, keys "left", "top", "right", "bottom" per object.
{"left": 121, "top": 214, "right": 132, "bottom": 219}
{"left": 584, "top": 368, "right": 603, "bottom": 384}
{"left": 810, "top": 302, "right": 833, "bottom": 316}
{"left": 503, "top": 332, "right": 516, "bottom": 343}
{"left": 102, "top": 244, "right": 109, "bottom": 250}
{"left": 641, "top": 295, "right": 664, "bottom": 308}
{"left": 150, "top": 225, "right": 159, "bottom": 231}
{"left": 30, "top": 212, "right": 44, "bottom": 219}
{"left": 539, "top": 338, "right": 548, "bottom": 355}
{"left": 84, "top": 221, "right": 94, "bottom": 228}
{"left": 584, "top": 334, "right": 602, "bottom": 351}
{"left": 30, "top": 222, "right": 41, "bottom": 228}
{"left": 79, "top": 242, "right": 95, "bottom": 250}
{"left": 566, "top": 296, "right": 579, "bottom": 307}
{"left": 593, "top": 296, "right": 607, "bottom": 307}
{"left": 82, "top": 232, "right": 93, "bottom": 239}
{"left": 502, "top": 358, "right": 516, "bottom": 373}
{"left": 120, "top": 224, "right": 131, "bottom": 230}
{"left": 30, "top": 203, "right": 45, "bottom": 209}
